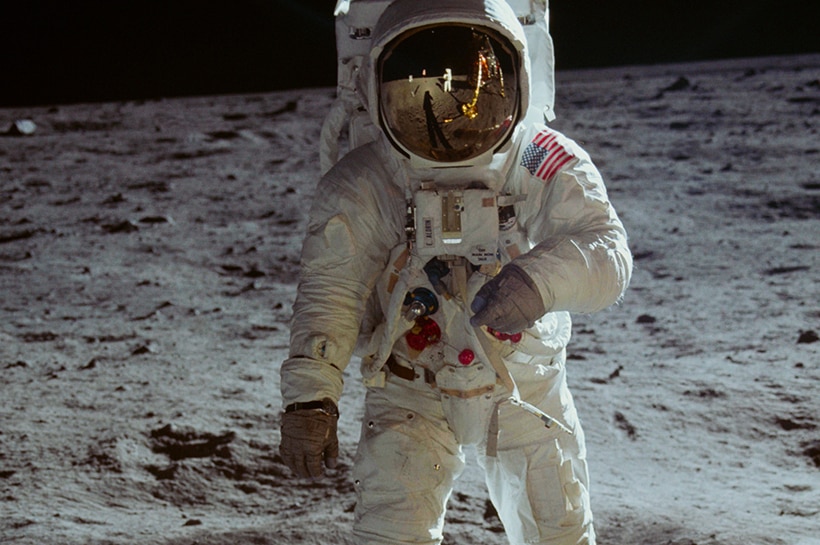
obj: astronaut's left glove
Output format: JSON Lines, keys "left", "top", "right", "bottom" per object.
{"left": 470, "top": 263, "right": 547, "bottom": 334}
{"left": 280, "top": 398, "right": 339, "bottom": 479}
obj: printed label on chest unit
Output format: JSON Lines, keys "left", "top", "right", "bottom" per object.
{"left": 414, "top": 187, "right": 500, "bottom": 265}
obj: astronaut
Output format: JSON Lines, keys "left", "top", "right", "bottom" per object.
{"left": 278, "top": 0, "right": 632, "bottom": 544}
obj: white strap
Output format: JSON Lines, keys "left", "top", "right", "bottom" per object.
{"left": 473, "top": 325, "right": 573, "bottom": 435}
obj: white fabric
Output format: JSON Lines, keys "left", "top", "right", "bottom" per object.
{"left": 506, "top": 0, "right": 557, "bottom": 123}
{"left": 281, "top": 121, "right": 632, "bottom": 405}
{"left": 352, "top": 351, "right": 595, "bottom": 545}
{"left": 280, "top": 118, "right": 629, "bottom": 543}
{"left": 321, "top": 0, "right": 393, "bottom": 174}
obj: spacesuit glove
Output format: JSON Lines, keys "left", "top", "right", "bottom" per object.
{"left": 279, "top": 400, "right": 339, "bottom": 479}
{"left": 470, "top": 263, "right": 547, "bottom": 334}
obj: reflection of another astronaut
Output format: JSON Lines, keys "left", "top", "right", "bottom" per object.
{"left": 423, "top": 90, "right": 452, "bottom": 149}
{"left": 443, "top": 68, "right": 452, "bottom": 92}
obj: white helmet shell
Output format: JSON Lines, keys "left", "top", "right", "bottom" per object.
{"left": 362, "top": 0, "right": 532, "bottom": 168}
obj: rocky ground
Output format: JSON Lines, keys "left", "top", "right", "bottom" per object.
{"left": 1, "top": 53, "right": 818, "bottom": 544}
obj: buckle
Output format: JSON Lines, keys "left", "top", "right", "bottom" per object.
{"left": 385, "top": 354, "right": 416, "bottom": 381}
{"left": 283, "top": 398, "right": 339, "bottom": 418}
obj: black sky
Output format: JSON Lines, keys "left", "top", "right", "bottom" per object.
{"left": 1, "top": 0, "right": 817, "bottom": 107}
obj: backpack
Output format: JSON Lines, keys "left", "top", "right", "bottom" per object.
{"left": 319, "top": 0, "right": 556, "bottom": 175}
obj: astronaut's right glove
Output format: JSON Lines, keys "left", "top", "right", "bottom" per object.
{"left": 279, "top": 398, "right": 339, "bottom": 479}
{"left": 469, "top": 263, "right": 547, "bottom": 334}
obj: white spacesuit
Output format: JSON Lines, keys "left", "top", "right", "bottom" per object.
{"left": 279, "top": 0, "right": 632, "bottom": 544}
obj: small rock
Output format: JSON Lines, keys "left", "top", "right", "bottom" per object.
{"left": 614, "top": 411, "right": 638, "bottom": 439}
{"left": 79, "top": 358, "right": 97, "bottom": 370}
{"left": 139, "top": 215, "right": 174, "bottom": 224}
{"left": 132, "top": 341, "right": 159, "bottom": 355}
{"left": 6, "top": 120, "right": 36, "bottom": 136}
{"left": 802, "top": 440, "right": 820, "bottom": 468}
{"left": 244, "top": 267, "right": 266, "bottom": 278}
{"left": 662, "top": 76, "right": 691, "bottom": 92}
{"left": 797, "top": 330, "right": 818, "bottom": 344}
{"left": 103, "top": 220, "right": 140, "bottom": 234}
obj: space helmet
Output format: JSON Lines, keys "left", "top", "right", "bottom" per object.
{"left": 365, "top": 0, "right": 529, "bottom": 168}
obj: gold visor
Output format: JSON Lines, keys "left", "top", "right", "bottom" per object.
{"left": 378, "top": 24, "right": 519, "bottom": 163}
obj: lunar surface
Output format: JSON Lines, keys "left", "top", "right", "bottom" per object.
{"left": 1, "top": 53, "right": 818, "bottom": 544}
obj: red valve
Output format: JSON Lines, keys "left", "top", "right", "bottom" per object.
{"left": 405, "top": 316, "right": 441, "bottom": 351}
{"left": 488, "top": 328, "right": 522, "bottom": 343}
{"left": 488, "top": 328, "right": 510, "bottom": 341}
{"left": 458, "top": 349, "right": 475, "bottom": 365}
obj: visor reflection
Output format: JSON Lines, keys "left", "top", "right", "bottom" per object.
{"left": 379, "top": 25, "right": 519, "bottom": 162}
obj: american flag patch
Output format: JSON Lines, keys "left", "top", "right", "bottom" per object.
{"left": 520, "top": 130, "right": 575, "bottom": 181}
